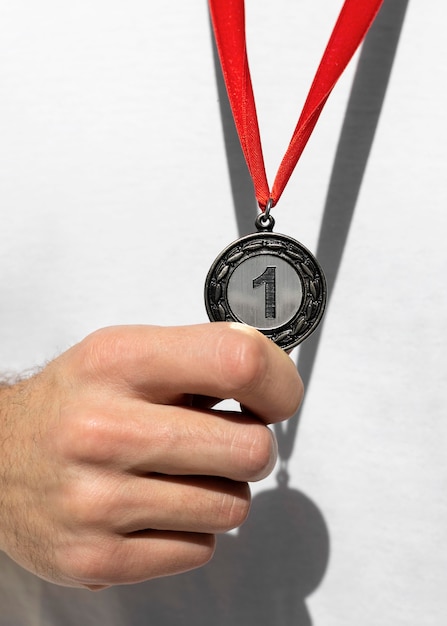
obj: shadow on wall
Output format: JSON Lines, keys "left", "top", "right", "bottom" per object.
{"left": 37, "top": 2, "right": 409, "bottom": 625}
{"left": 106, "top": 482, "right": 328, "bottom": 626}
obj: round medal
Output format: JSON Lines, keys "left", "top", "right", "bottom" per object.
{"left": 204, "top": 217, "right": 327, "bottom": 351}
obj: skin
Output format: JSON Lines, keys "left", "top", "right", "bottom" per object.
{"left": 0, "top": 323, "right": 303, "bottom": 590}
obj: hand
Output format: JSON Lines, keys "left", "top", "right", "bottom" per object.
{"left": 0, "top": 323, "right": 303, "bottom": 589}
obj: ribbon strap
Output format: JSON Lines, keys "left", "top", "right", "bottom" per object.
{"left": 209, "top": 0, "right": 384, "bottom": 209}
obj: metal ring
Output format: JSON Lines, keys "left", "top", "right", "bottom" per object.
{"left": 255, "top": 212, "right": 275, "bottom": 232}
{"left": 255, "top": 199, "right": 276, "bottom": 232}
{"left": 264, "top": 197, "right": 274, "bottom": 220}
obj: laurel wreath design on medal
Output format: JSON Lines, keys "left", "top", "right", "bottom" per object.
{"left": 205, "top": 228, "right": 327, "bottom": 351}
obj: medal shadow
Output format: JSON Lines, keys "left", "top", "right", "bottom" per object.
{"left": 109, "top": 481, "right": 329, "bottom": 626}
{"left": 203, "top": 482, "right": 330, "bottom": 626}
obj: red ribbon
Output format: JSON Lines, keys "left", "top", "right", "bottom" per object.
{"left": 209, "top": 0, "right": 384, "bottom": 210}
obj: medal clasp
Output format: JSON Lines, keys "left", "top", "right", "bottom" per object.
{"left": 255, "top": 198, "right": 275, "bottom": 232}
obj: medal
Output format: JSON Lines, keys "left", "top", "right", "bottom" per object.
{"left": 205, "top": 207, "right": 326, "bottom": 351}
{"left": 205, "top": 0, "right": 384, "bottom": 349}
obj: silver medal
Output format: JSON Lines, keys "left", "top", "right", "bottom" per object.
{"left": 204, "top": 213, "right": 327, "bottom": 351}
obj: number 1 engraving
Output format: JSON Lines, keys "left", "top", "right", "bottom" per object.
{"left": 253, "top": 266, "right": 276, "bottom": 319}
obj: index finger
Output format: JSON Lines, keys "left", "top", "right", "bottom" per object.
{"left": 72, "top": 323, "right": 304, "bottom": 424}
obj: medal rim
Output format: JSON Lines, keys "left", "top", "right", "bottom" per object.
{"left": 204, "top": 231, "right": 327, "bottom": 350}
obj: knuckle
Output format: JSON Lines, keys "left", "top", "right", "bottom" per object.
{"left": 62, "top": 475, "right": 112, "bottom": 529}
{"left": 246, "top": 425, "right": 277, "bottom": 480}
{"left": 60, "top": 540, "right": 116, "bottom": 586}
{"left": 57, "top": 407, "right": 118, "bottom": 464}
{"left": 187, "top": 535, "right": 216, "bottom": 569}
{"left": 217, "top": 325, "right": 269, "bottom": 395}
{"left": 216, "top": 483, "right": 251, "bottom": 531}
{"left": 231, "top": 495, "right": 251, "bottom": 528}
{"left": 284, "top": 375, "right": 304, "bottom": 419}
{"left": 232, "top": 423, "right": 277, "bottom": 481}
{"left": 72, "top": 326, "right": 127, "bottom": 382}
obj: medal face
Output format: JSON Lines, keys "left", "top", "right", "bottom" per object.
{"left": 204, "top": 231, "right": 327, "bottom": 351}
